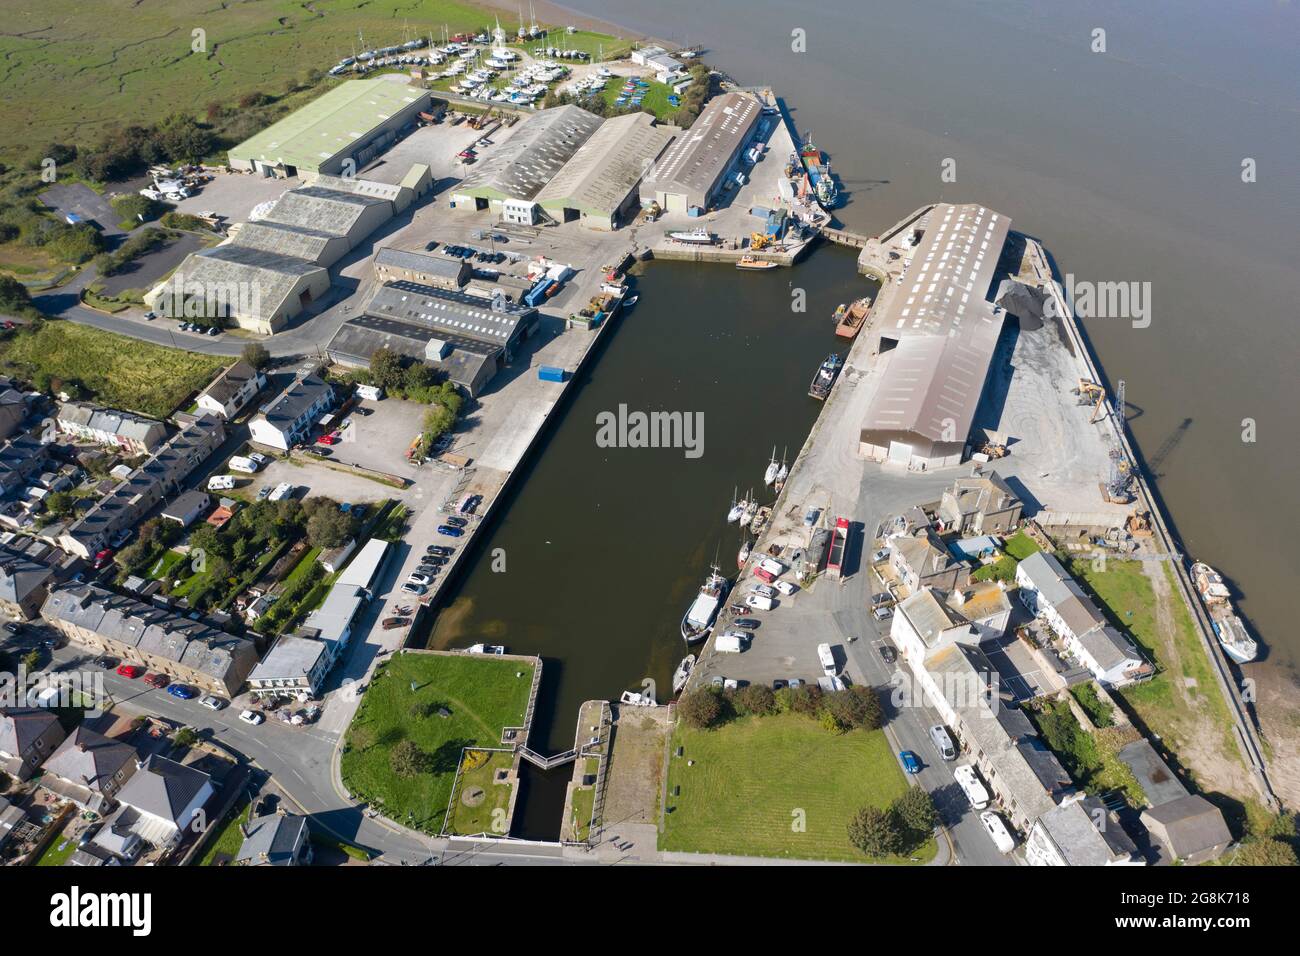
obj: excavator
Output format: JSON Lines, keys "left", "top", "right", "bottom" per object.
{"left": 749, "top": 231, "right": 771, "bottom": 251}
{"left": 1077, "top": 378, "right": 1108, "bottom": 424}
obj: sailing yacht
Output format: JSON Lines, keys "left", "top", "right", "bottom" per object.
{"left": 725, "top": 487, "right": 745, "bottom": 523}
{"left": 773, "top": 450, "right": 789, "bottom": 494}
{"left": 763, "top": 446, "right": 780, "bottom": 486}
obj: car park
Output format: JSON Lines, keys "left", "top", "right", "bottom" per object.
{"left": 199, "top": 695, "right": 226, "bottom": 711}
{"left": 116, "top": 663, "right": 143, "bottom": 679}
{"left": 238, "top": 709, "right": 265, "bottom": 725}
{"left": 143, "top": 672, "right": 170, "bottom": 689}
{"left": 899, "top": 750, "right": 922, "bottom": 774}
{"left": 167, "top": 683, "right": 199, "bottom": 700}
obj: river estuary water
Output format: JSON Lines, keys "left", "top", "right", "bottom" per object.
{"left": 432, "top": 1, "right": 1300, "bottom": 832}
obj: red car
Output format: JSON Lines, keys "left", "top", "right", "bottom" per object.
{"left": 317, "top": 433, "right": 339, "bottom": 446}
{"left": 93, "top": 548, "right": 115, "bottom": 569}
{"left": 116, "top": 663, "right": 144, "bottom": 679}
{"left": 143, "top": 672, "right": 170, "bottom": 689}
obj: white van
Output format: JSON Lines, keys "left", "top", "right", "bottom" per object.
{"left": 745, "top": 593, "right": 774, "bottom": 611}
{"left": 817, "top": 642, "right": 837, "bottom": 676}
{"left": 206, "top": 474, "right": 235, "bottom": 491}
{"left": 929, "top": 724, "right": 957, "bottom": 761}
{"left": 715, "top": 634, "right": 744, "bottom": 653}
{"left": 228, "top": 456, "right": 258, "bottom": 474}
{"left": 980, "top": 811, "right": 1016, "bottom": 854}
{"left": 954, "top": 764, "right": 991, "bottom": 810}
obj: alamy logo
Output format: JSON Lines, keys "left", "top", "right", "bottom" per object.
{"left": 595, "top": 404, "right": 704, "bottom": 459}
{"left": 1047, "top": 274, "right": 1151, "bottom": 328}
{"left": 49, "top": 887, "right": 152, "bottom": 936}
{"left": 156, "top": 274, "right": 260, "bottom": 319}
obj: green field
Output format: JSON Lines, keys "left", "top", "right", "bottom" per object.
{"left": 445, "top": 749, "right": 515, "bottom": 836}
{"left": 341, "top": 651, "right": 534, "bottom": 833}
{"left": 599, "top": 77, "right": 679, "bottom": 121}
{"left": 0, "top": 321, "right": 224, "bottom": 417}
{"left": 662, "top": 713, "right": 935, "bottom": 863}
{"left": 0, "top": 2, "right": 637, "bottom": 158}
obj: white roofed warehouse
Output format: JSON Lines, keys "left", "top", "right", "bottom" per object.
{"left": 450, "top": 104, "right": 603, "bottom": 224}
{"left": 858, "top": 203, "right": 1012, "bottom": 470}
{"left": 638, "top": 91, "right": 760, "bottom": 214}
{"left": 534, "top": 112, "right": 676, "bottom": 230}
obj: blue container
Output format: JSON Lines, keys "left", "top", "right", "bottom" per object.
{"left": 538, "top": 366, "right": 566, "bottom": 383}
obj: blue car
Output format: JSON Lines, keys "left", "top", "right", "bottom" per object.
{"left": 899, "top": 750, "right": 921, "bottom": 774}
{"left": 437, "top": 525, "right": 464, "bottom": 537}
{"left": 167, "top": 683, "right": 199, "bottom": 700}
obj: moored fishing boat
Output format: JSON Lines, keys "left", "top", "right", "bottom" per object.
{"left": 808, "top": 353, "right": 844, "bottom": 400}
{"left": 737, "top": 539, "right": 751, "bottom": 569}
{"left": 1190, "top": 561, "right": 1260, "bottom": 663}
{"left": 1211, "top": 615, "right": 1259, "bottom": 665}
{"left": 672, "top": 654, "right": 695, "bottom": 695}
{"left": 750, "top": 505, "right": 772, "bottom": 538}
{"left": 620, "top": 689, "right": 656, "bottom": 706}
{"left": 800, "top": 134, "right": 838, "bottom": 209}
{"left": 681, "top": 566, "right": 730, "bottom": 643}
{"left": 736, "top": 255, "right": 778, "bottom": 270}
{"left": 668, "top": 227, "right": 715, "bottom": 244}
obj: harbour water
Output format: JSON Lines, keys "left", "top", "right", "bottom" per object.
{"left": 434, "top": 0, "right": 1300, "bottom": 831}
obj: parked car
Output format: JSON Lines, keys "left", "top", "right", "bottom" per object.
{"left": 872, "top": 605, "right": 893, "bottom": 621}
{"left": 381, "top": 617, "right": 411, "bottom": 630}
{"left": 872, "top": 548, "right": 890, "bottom": 564}
{"left": 421, "top": 556, "right": 448, "bottom": 567}
{"left": 426, "top": 545, "right": 454, "bottom": 556}
{"left": 198, "top": 695, "right": 226, "bottom": 711}
{"left": 774, "top": 580, "right": 798, "bottom": 596}
{"left": 878, "top": 643, "right": 897, "bottom": 664}
{"left": 166, "top": 683, "right": 198, "bottom": 700}
{"left": 93, "top": 548, "right": 115, "bottom": 570}
{"left": 143, "top": 672, "right": 170, "bottom": 689}
{"left": 248, "top": 453, "right": 270, "bottom": 467}
{"left": 317, "top": 433, "right": 338, "bottom": 446}
{"left": 93, "top": 655, "right": 118, "bottom": 669}
{"left": 871, "top": 592, "right": 895, "bottom": 608}
{"left": 459, "top": 494, "right": 482, "bottom": 514}
{"left": 2, "top": 620, "right": 21, "bottom": 635}
{"left": 750, "top": 584, "right": 776, "bottom": 599}
{"left": 238, "top": 709, "right": 265, "bottom": 726}
{"left": 436, "top": 525, "right": 464, "bottom": 538}
{"left": 444, "top": 515, "right": 468, "bottom": 528}
{"left": 732, "top": 618, "right": 760, "bottom": 630}
{"left": 899, "top": 750, "right": 922, "bottom": 774}
{"left": 416, "top": 564, "right": 441, "bottom": 576}
{"left": 407, "top": 572, "right": 432, "bottom": 586}
{"left": 116, "top": 663, "right": 143, "bottom": 679}
{"left": 257, "top": 485, "right": 274, "bottom": 501}
{"left": 401, "top": 582, "right": 427, "bottom": 595}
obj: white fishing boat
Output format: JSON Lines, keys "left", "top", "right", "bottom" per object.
{"left": 1191, "top": 562, "right": 1231, "bottom": 605}
{"left": 739, "top": 490, "right": 758, "bottom": 528}
{"left": 668, "top": 227, "right": 715, "bottom": 244}
{"left": 619, "top": 690, "right": 656, "bottom": 707}
{"left": 681, "top": 565, "right": 730, "bottom": 643}
{"left": 672, "top": 654, "right": 696, "bottom": 695}
{"left": 763, "top": 445, "right": 780, "bottom": 486}
{"left": 1211, "top": 614, "right": 1259, "bottom": 665}
{"left": 1190, "top": 562, "right": 1260, "bottom": 663}
{"left": 737, "top": 539, "right": 752, "bottom": 569}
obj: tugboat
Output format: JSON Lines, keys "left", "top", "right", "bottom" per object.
{"left": 808, "top": 353, "right": 844, "bottom": 400}
{"left": 681, "top": 565, "right": 730, "bottom": 643}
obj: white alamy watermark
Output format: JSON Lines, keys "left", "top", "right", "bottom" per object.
{"left": 50, "top": 887, "right": 151, "bottom": 937}
{"left": 889, "top": 668, "right": 1000, "bottom": 716}
{"left": 0, "top": 666, "right": 105, "bottom": 716}
{"left": 595, "top": 404, "right": 704, "bottom": 459}
{"left": 154, "top": 275, "right": 260, "bottom": 319}
{"left": 1047, "top": 274, "right": 1151, "bottom": 329}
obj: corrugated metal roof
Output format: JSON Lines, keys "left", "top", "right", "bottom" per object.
{"left": 456, "top": 104, "right": 603, "bottom": 201}
{"left": 640, "top": 92, "right": 759, "bottom": 201}
{"left": 535, "top": 112, "right": 674, "bottom": 216}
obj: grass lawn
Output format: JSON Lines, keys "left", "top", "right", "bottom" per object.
{"left": 198, "top": 798, "right": 251, "bottom": 866}
{"left": 569, "top": 783, "right": 596, "bottom": 842}
{"left": 341, "top": 651, "right": 534, "bottom": 834}
{"left": 147, "top": 549, "right": 186, "bottom": 582}
{"left": 0, "top": 321, "right": 224, "bottom": 417}
{"left": 663, "top": 713, "right": 934, "bottom": 863}
{"left": 445, "top": 749, "right": 514, "bottom": 836}
{"left": 36, "top": 829, "right": 77, "bottom": 866}
{"left": 1003, "top": 531, "right": 1041, "bottom": 560}
{"left": 600, "top": 77, "right": 679, "bottom": 121}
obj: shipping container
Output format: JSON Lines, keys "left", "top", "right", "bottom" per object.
{"left": 537, "top": 366, "right": 566, "bottom": 383}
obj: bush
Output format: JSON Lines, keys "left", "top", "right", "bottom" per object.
{"left": 847, "top": 805, "right": 901, "bottom": 857}
{"left": 678, "top": 687, "right": 725, "bottom": 729}
{"left": 821, "top": 686, "right": 884, "bottom": 732}
{"left": 241, "top": 342, "right": 271, "bottom": 370}
{"left": 892, "top": 786, "right": 938, "bottom": 836}
{"left": 111, "top": 193, "right": 164, "bottom": 225}
{"left": 732, "top": 683, "right": 776, "bottom": 717}
{"left": 1231, "top": 838, "right": 1298, "bottom": 867}
{"left": 788, "top": 684, "right": 824, "bottom": 718}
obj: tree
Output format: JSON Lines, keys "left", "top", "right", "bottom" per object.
{"left": 172, "top": 726, "right": 199, "bottom": 748}
{"left": 788, "top": 683, "right": 823, "bottom": 718}
{"left": 678, "top": 687, "right": 724, "bottom": 729}
{"left": 369, "top": 347, "right": 406, "bottom": 391}
{"left": 1232, "top": 838, "right": 1298, "bottom": 867}
{"left": 847, "top": 805, "right": 901, "bottom": 857}
{"left": 21, "top": 649, "right": 41, "bottom": 672}
{"left": 389, "top": 740, "right": 428, "bottom": 778}
{"left": 306, "top": 507, "right": 352, "bottom": 549}
{"left": 822, "top": 685, "right": 883, "bottom": 732}
{"left": 0, "top": 274, "right": 35, "bottom": 316}
{"left": 241, "top": 342, "right": 271, "bottom": 370}
{"left": 111, "top": 193, "right": 163, "bottom": 225}
{"left": 44, "top": 491, "right": 75, "bottom": 518}
{"left": 892, "top": 786, "right": 938, "bottom": 836}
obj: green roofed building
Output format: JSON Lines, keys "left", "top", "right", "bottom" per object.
{"left": 227, "top": 79, "right": 432, "bottom": 178}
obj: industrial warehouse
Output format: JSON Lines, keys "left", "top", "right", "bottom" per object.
{"left": 145, "top": 165, "right": 430, "bottom": 333}
{"left": 639, "top": 91, "right": 761, "bottom": 214}
{"left": 226, "top": 78, "right": 433, "bottom": 178}
{"left": 534, "top": 112, "right": 676, "bottom": 229}
{"left": 450, "top": 104, "right": 604, "bottom": 222}
{"left": 857, "top": 203, "right": 1012, "bottom": 470}
{"left": 326, "top": 278, "right": 539, "bottom": 396}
